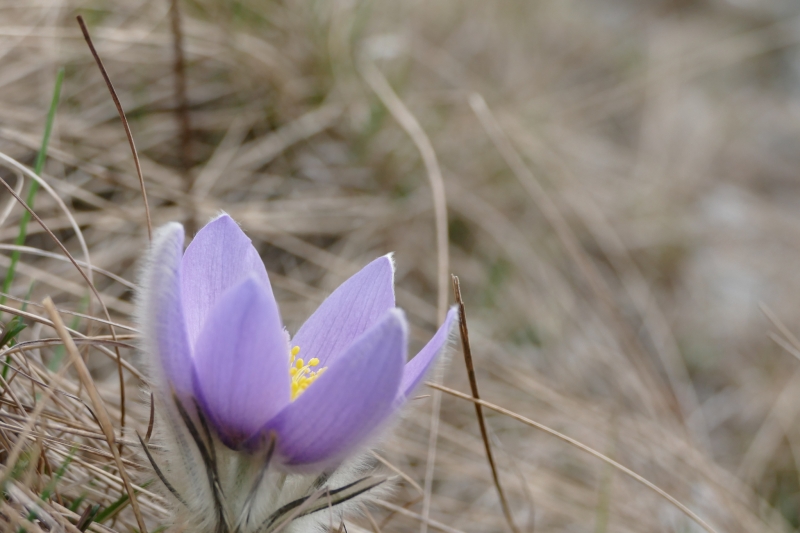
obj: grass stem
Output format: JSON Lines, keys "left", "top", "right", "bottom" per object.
{"left": 0, "top": 68, "right": 64, "bottom": 306}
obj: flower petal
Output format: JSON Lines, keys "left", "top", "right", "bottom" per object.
{"left": 291, "top": 255, "right": 395, "bottom": 367}
{"left": 138, "top": 223, "right": 195, "bottom": 402}
{"left": 192, "top": 277, "right": 290, "bottom": 449}
{"left": 266, "top": 308, "right": 407, "bottom": 467}
{"left": 399, "top": 307, "right": 458, "bottom": 399}
{"left": 181, "top": 214, "right": 273, "bottom": 345}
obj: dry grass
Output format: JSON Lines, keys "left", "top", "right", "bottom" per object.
{"left": 2, "top": 0, "right": 800, "bottom": 531}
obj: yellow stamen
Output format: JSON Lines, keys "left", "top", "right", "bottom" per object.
{"left": 288, "top": 345, "right": 327, "bottom": 401}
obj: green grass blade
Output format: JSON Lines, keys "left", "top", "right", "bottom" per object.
{"left": 1, "top": 282, "right": 34, "bottom": 381}
{"left": 93, "top": 493, "right": 128, "bottom": 524}
{"left": 93, "top": 480, "right": 151, "bottom": 524}
{"left": 39, "top": 446, "right": 76, "bottom": 502}
{"left": 0, "top": 68, "right": 65, "bottom": 304}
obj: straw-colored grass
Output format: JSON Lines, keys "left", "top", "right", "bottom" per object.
{"left": 2, "top": 0, "right": 800, "bottom": 531}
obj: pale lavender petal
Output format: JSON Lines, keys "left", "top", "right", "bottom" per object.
{"left": 139, "top": 223, "right": 195, "bottom": 402}
{"left": 192, "top": 277, "right": 290, "bottom": 449}
{"left": 181, "top": 214, "right": 273, "bottom": 345}
{"left": 266, "top": 309, "right": 406, "bottom": 466}
{"left": 399, "top": 307, "right": 458, "bottom": 399}
{"left": 291, "top": 255, "right": 394, "bottom": 367}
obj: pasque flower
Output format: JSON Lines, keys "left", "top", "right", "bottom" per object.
{"left": 139, "top": 214, "right": 456, "bottom": 470}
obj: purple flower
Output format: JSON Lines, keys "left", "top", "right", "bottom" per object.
{"left": 140, "top": 214, "right": 456, "bottom": 468}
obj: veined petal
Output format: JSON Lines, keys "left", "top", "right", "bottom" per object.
{"left": 399, "top": 306, "right": 458, "bottom": 399}
{"left": 266, "top": 308, "right": 407, "bottom": 467}
{"left": 138, "top": 223, "right": 195, "bottom": 402}
{"left": 181, "top": 214, "right": 273, "bottom": 345}
{"left": 192, "top": 277, "right": 290, "bottom": 449}
{"left": 291, "top": 255, "right": 395, "bottom": 367}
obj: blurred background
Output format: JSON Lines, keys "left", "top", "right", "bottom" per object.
{"left": 3, "top": 0, "right": 800, "bottom": 531}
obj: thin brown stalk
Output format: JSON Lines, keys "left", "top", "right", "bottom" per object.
{"left": 426, "top": 382, "right": 719, "bottom": 533}
{"left": 170, "top": 0, "right": 192, "bottom": 178}
{"left": 42, "top": 298, "right": 148, "bottom": 533}
{"left": 452, "top": 275, "right": 518, "bottom": 533}
{"left": 169, "top": 0, "right": 195, "bottom": 232}
{"left": 76, "top": 505, "right": 95, "bottom": 531}
{"left": 76, "top": 15, "right": 152, "bottom": 242}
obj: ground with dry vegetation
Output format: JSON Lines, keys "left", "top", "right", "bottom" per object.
{"left": 2, "top": 0, "right": 800, "bottom": 531}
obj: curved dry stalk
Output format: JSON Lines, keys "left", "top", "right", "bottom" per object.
{"left": 0, "top": 295, "right": 137, "bottom": 332}
{"left": 76, "top": 15, "right": 152, "bottom": 242}
{"left": 0, "top": 151, "right": 93, "bottom": 286}
{"left": 0, "top": 244, "right": 135, "bottom": 289}
{"left": 358, "top": 50, "right": 450, "bottom": 533}
{"left": 358, "top": 56, "right": 449, "bottom": 322}
{"left": 427, "top": 382, "right": 719, "bottom": 533}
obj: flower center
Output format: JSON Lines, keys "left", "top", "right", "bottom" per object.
{"left": 289, "top": 346, "right": 326, "bottom": 400}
